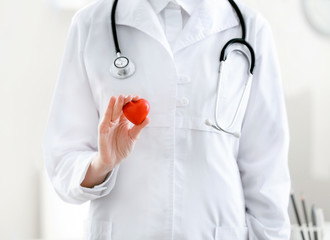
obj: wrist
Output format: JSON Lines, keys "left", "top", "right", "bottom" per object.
{"left": 92, "top": 152, "right": 114, "bottom": 176}
{"left": 81, "top": 153, "right": 114, "bottom": 188}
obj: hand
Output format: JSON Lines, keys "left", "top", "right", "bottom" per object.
{"left": 98, "top": 94, "right": 150, "bottom": 172}
{"left": 81, "top": 94, "right": 150, "bottom": 188}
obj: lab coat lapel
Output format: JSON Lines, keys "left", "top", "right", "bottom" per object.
{"left": 172, "top": 0, "right": 239, "bottom": 53}
{"left": 115, "top": 0, "right": 174, "bottom": 58}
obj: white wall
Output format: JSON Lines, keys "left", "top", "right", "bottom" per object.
{"left": 0, "top": 0, "right": 329, "bottom": 238}
{"left": 0, "top": 0, "right": 78, "bottom": 238}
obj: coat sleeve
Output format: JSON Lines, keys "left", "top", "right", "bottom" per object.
{"left": 42, "top": 12, "right": 120, "bottom": 204}
{"left": 236, "top": 18, "right": 291, "bottom": 239}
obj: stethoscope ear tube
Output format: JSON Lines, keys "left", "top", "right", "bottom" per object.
{"left": 205, "top": 118, "right": 241, "bottom": 138}
{"left": 219, "top": 38, "right": 255, "bottom": 74}
{"left": 207, "top": 60, "right": 254, "bottom": 138}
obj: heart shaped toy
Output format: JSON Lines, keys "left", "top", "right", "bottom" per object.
{"left": 123, "top": 98, "right": 150, "bottom": 125}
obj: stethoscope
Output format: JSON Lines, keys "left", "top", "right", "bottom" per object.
{"left": 110, "top": 0, "right": 255, "bottom": 138}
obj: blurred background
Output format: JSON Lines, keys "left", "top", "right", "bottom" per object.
{"left": 0, "top": 0, "right": 329, "bottom": 239}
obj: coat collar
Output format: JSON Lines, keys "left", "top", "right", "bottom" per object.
{"left": 114, "top": 0, "right": 239, "bottom": 57}
{"left": 148, "top": 0, "right": 198, "bottom": 15}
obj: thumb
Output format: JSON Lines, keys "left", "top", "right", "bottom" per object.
{"left": 128, "top": 117, "right": 150, "bottom": 141}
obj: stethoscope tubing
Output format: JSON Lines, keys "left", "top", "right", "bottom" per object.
{"left": 111, "top": 0, "right": 121, "bottom": 54}
{"left": 220, "top": 38, "right": 255, "bottom": 74}
{"left": 110, "top": 0, "right": 256, "bottom": 138}
{"left": 228, "top": 0, "right": 246, "bottom": 39}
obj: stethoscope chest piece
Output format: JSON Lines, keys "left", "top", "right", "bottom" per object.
{"left": 110, "top": 55, "right": 136, "bottom": 79}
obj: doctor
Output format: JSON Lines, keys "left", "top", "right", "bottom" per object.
{"left": 42, "top": 0, "right": 291, "bottom": 239}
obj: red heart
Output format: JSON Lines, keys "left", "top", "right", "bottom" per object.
{"left": 123, "top": 99, "right": 150, "bottom": 125}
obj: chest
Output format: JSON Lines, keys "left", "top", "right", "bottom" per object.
{"left": 83, "top": 22, "right": 252, "bottom": 137}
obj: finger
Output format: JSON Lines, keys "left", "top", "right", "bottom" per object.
{"left": 103, "top": 96, "right": 116, "bottom": 123}
{"left": 124, "top": 95, "right": 133, "bottom": 105}
{"left": 128, "top": 117, "right": 150, "bottom": 141}
{"left": 132, "top": 95, "right": 141, "bottom": 102}
{"left": 112, "top": 94, "right": 125, "bottom": 122}
{"left": 119, "top": 112, "right": 130, "bottom": 126}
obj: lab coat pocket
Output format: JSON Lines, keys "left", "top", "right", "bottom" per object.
{"left": 86, "top": 220, "right": 112, "bottom": 240}
{"left": 215, "top": 226, "right": 249, "bottom": 240}
{"left": 215, "top": 49, "right": 253, "bottom": 137}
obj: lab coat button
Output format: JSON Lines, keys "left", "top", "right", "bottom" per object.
{"left": 178, "top": 75, "right": 191, "bottom": 84}
{"left": 177, "top": 97, "right": 189, "bottom": 107}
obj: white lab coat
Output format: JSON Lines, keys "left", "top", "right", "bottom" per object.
{"left": 42, "top": 0, "right": 291, "bottom": 239}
